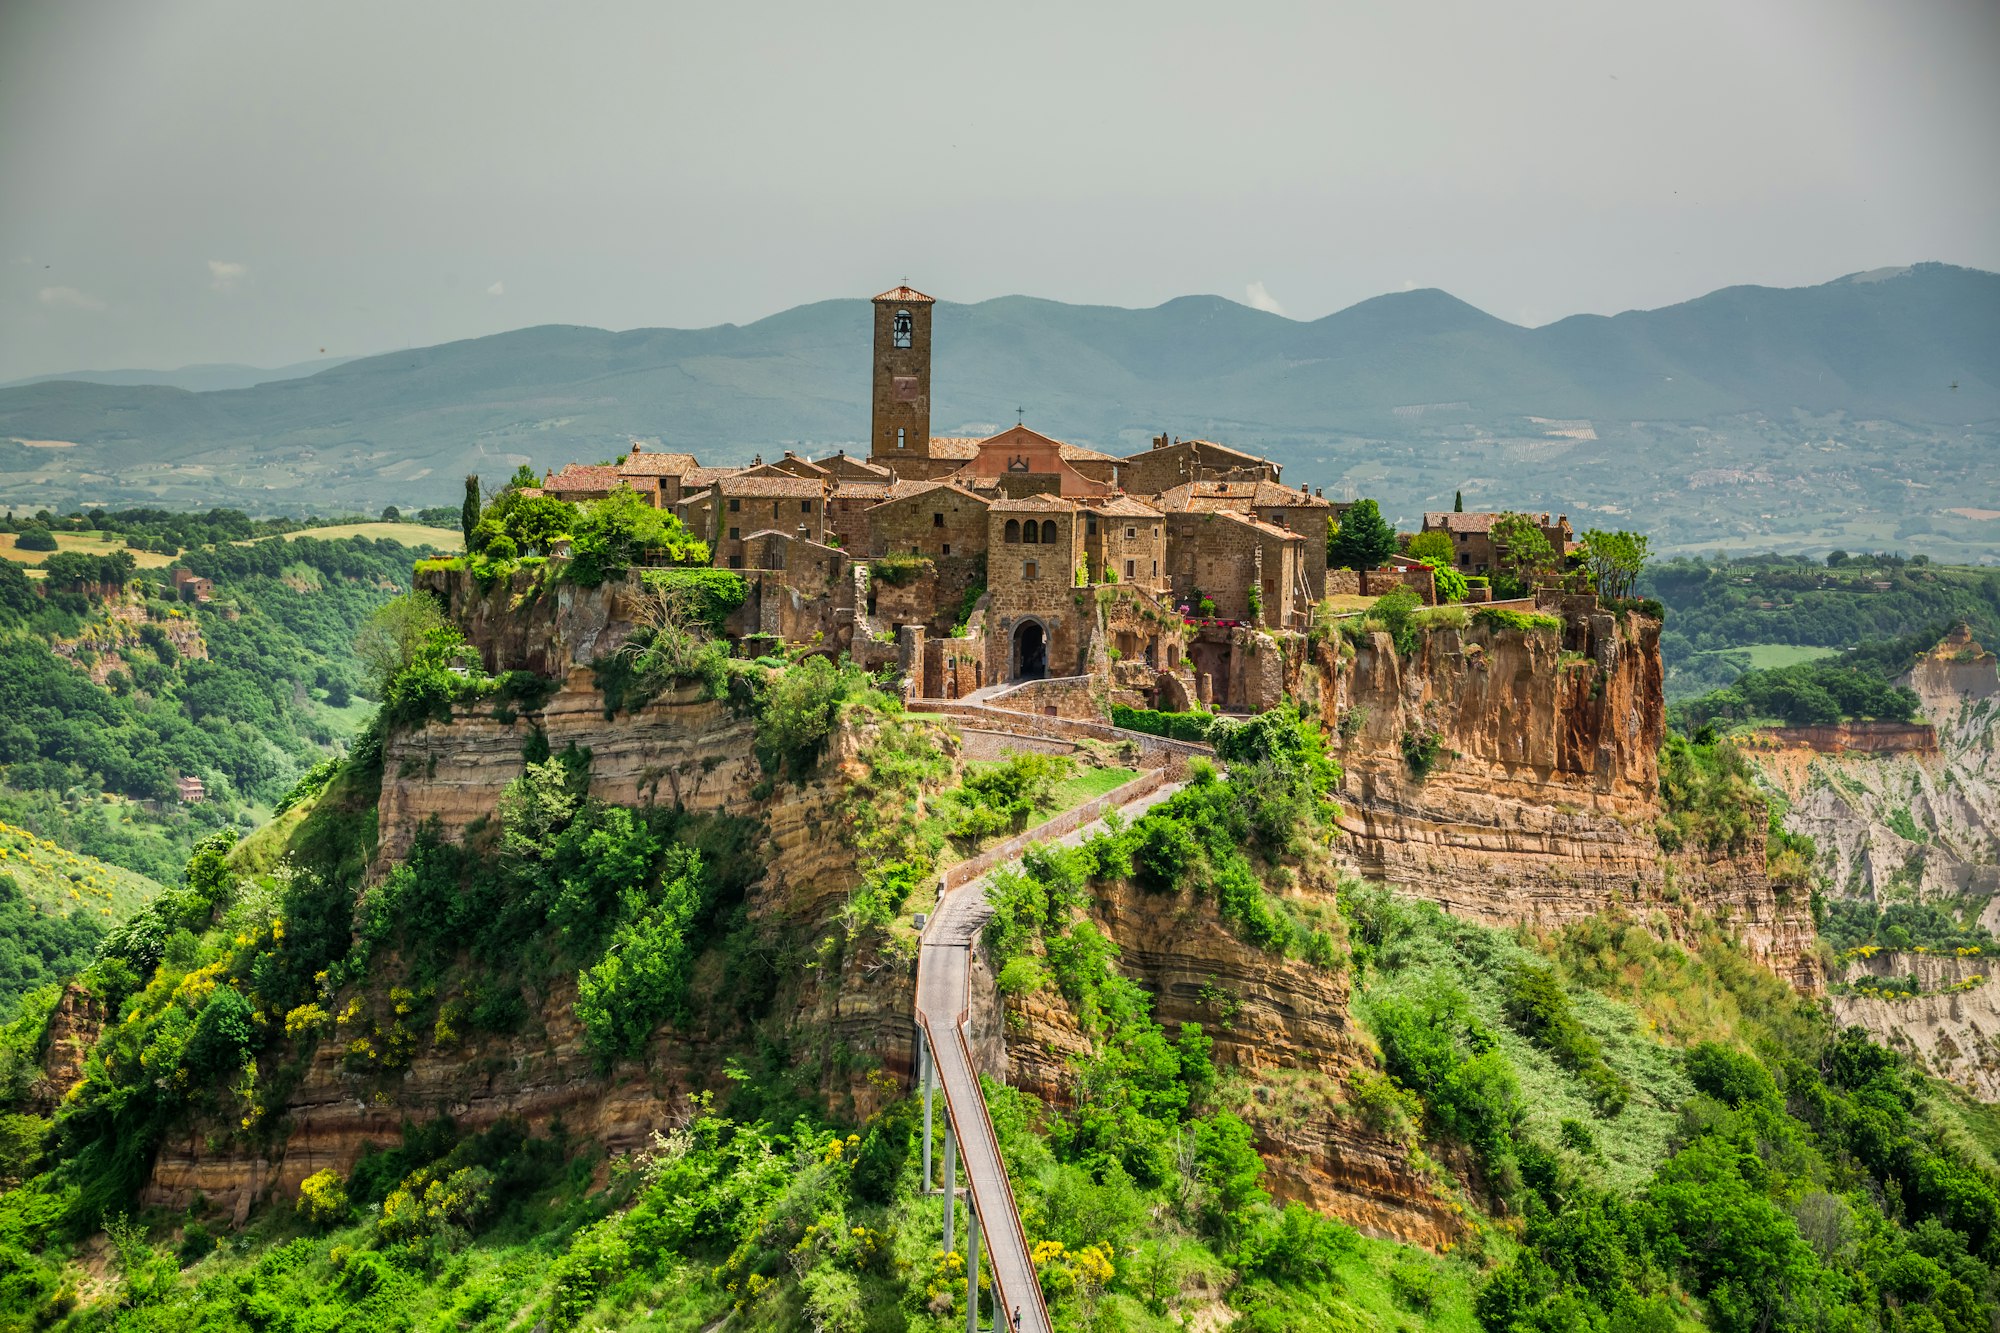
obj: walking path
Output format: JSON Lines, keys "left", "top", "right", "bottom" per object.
{"left": 914, "top": 779, "right": 1183, "bottom": 1333}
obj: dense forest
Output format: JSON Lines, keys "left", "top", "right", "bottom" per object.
{"left": 1646, "top": 552, "right": 2000, "bottom": 700}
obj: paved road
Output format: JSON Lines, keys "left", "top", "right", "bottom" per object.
{"left": 914, "top": 781, "right": 1183, "bottom": 1333}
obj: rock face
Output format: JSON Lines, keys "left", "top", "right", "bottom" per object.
{"left": 31, "top": 983, "right": 104, "bottom": 1115}
{"left": 1320, "top": 612, "right": 1820, "bottom": 991}
{"left": 1756, "top": 627, "right": 2000, "bottom": 1097}
{"left": 1004, "top": 874, "right": 1463, "bottom": 1248}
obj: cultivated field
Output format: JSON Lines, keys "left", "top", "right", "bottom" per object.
{"left": 282, "top": 522, "right": 463, "bottom": 550}
{"left": 0, "top": 531, "right": 177, "bottom": 568}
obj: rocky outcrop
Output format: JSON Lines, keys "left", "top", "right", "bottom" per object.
{"left": 1320, "top": 612, "right": 1820, "bottom": 990}
{"left": 1755, "top": 627, "right": 2000, "bottom": 1095}
{"left": 415, "top": 563, "right": 646, "bottom": 677}
{"left": 30, "top": 983, "right": 104, "bottom": 1116}
{"left": 1003, "top": 874, "right": 1462, "bottom": 1249}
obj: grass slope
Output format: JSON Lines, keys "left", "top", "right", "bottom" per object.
{"left": 0, "top": 815, "right": 163, "bottom": 920}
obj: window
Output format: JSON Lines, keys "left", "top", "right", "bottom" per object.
{"left": 892, "top": 308, "right": 912, "bottom": 348}
{"left": 897, "top": 427, "right": 906, "bottom": 450}
{"left": 1023, "top": 521, "right": 1039, "bottom": 545}
{"left": 1125, "top": 527, "right": 1136, "bottom": 539}
{"left": 802, "top": 500, "right": 813, "bottom": 513}
{"left": 729, "top": 498, "right": 741, "bottom": 512}
{"left": 1152, "top": 559, "right": 1158, "bottom": 575}
{"left": 1459, "top": 555, "right": 1469, "bottom": 568}
{"left": 1024, "top": 561, "right": 1038, "bottom": 580}
{"left": 1004, "top": 519, "right": 1021, "bottom": 543}
{"left": 933, "top": 512, "right": 944, "bottom": 527}
{"left": 1040, "top": 520, "right": 1057, "bottom": 544}
{"left": 1087, "top": 515, "right": 1097, "bottom": 535}
{"left": 1457, "top": 531, "right": 1467, "bottom": 542}
{"left": 1125, "top": 559, "right": 1135, "bottom": 579}
{"left": 728, "top": 526, "right": 739, "bottom": 540}
{"left": 728, "top": 555, "right": 742, "bottom": 569}
{"left": 942, "top": 544, "right": 951, "bottom": 556}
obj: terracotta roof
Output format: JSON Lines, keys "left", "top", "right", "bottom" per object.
{"left": 617, "top": 450, "right": 700, "bottom": 477}
{"left": 1153, "top": 480, "right": 1331, "bottom": 512}
{"left": 1422, "top": 511, "right": 1553, "bottom": 534}
{"left": 873, "top": 285, "right": 936, "bottom": 304}
{"left": 989, "top": 494, "right": 1076, "bottom": 513}
{"left": 1059, "top": 443, "right": 1121, "bottom": 463}
{"left": 1120, "top": 437, "right": 1270, "bottom": 464}
{"left": 927, "top": 436, "right": 983, "bottom": 459}
{"left": 716, "top": 475, "right": 827, "bottom": 498}
{"left": 1218, "top": 510, "right": 1306, "bottom": 542}
{"left": 1091, "top": 496, "right": 1164, "bottom": 518}
{"left": 829, "top": 481, "right": 895, "bottom": 500}
{"left": 674, "top": 489, "right": 714, "bottom": 508}
{"left": 815, "top": 453, "right": 893, "bottom": 479}
{"left": 680, "top": 465, "right": 747, "bottom": 488}
{"left": 543, "top": 465, "right": 625, "bottom": 493}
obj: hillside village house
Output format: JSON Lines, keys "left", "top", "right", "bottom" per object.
{"left": 1419, "top": 510, "right": 1575, "bottom": 576}
{"left": 516, "top": 283, "right": 1575, "bottom": 712}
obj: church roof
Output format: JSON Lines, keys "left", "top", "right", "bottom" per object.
{"left": 1059, "top": 442, "right": 1121, "bottom": 463}
{"left": 874, "top": 285, "right": 935, "bottom": 304}
{"left": 928, "top": 436, "right": 984, "bottom": 460}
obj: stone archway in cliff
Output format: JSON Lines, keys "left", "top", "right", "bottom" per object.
{"left": 1012, "top": 620, "right": 1047, "bottom": 681}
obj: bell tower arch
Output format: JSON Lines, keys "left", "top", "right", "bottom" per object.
{"left": 870, "top": 284, "right": 934, "bottom": 471}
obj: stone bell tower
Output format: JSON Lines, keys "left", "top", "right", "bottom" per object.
{"left": 870, "top": 284, "right": 934, "bottom": 471}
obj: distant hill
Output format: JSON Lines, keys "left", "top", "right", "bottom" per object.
{"left": 1, "top": 263, "right": 1994, "bottom": 555}
{"left": 0, "top": 353, "right": 358, "bottom": 394}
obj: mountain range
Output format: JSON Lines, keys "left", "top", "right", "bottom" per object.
{"left": 2, "top": 263, "right": 1995, "bottom": 555}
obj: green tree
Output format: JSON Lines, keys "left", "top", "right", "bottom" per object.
{"left": 355, "top": 592, "right": 454, "bottom": 697}
{"left": 13, "top": 526, "right": 57, "bottom": 552}
{"left": 1405, "top": 529, "right": 1454, "bottom": 565}
{"left": 1490, "top": 513, "right": 1560, "bottom": 597}
{"left": 1328, "top": 499, "right": 1397, "bottom": 572}
{"left": 1580, "top": 529, "right": 1650, "bottom": 600}
{"left": 461, "top": 474, "right": 482, "bottom": 549}
{"left": 1454, "top": 490, "right": 1463, "bottom": 513}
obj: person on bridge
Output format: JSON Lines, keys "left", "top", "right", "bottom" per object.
{"left": 1012, "top": 1307, "right": 1021, "bottom": 1329}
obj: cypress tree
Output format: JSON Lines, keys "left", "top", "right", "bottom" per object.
{"left": 461, "top": 474, "right": 481, "bottom": 549}
{"left": 1454, "top": 490, "right": 1464, "bottom": 513}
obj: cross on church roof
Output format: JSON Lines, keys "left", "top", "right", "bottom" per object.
{"left": 1015, "top": 406, "right": 1023, "bottom": 423}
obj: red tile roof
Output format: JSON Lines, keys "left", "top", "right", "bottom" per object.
{"left": 1091, "top": 496, "right": 1164, "bottom": 518}
{"left": 679, "top": 465, "right": 747, "bottom": 488}
{"left": 989, "top": 494, "right": 1076, "bottom": 513}
{"left": 1422, "top": 511, "right": 1554, "bottom": 534}
{"left": 716, "top": 475, "right": 827, "bottom": 498}
{"left": 1154, "top": 479, "right": 1331, "bottom": 512}
{"left": 874, "top": 285, "right": 936, "bottom": 304}
{"left": 928, "top": 436, "right": 983, "bottom": 459}
{"left": 617, "top": 450, "right": 700, "bottom": 477}
{"left": 543, "top": 465, "right": 625, "bottom": 493}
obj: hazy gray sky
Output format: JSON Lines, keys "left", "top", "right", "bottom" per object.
{"left": 3, "top": 0, "right": 1996, "bottom": 378}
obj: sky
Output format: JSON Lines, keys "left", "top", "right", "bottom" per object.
{"left": 2, "top": 0, "right": 1997, "bottom": 379}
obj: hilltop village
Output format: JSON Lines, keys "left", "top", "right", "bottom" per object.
{"left": 515, "top": 285, "right": 1579, "bottom": 712}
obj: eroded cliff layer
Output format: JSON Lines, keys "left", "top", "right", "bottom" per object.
{"left": 1323, "top": 613, "right": 1820, "bottom": 990}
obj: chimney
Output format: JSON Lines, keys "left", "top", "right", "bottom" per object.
{"left": 1300, "top": 482, "right": 1309, "bottom": 493}
{"left": 797, "top": 522, "right": 809, "bottom": 541}
{"left": 753, "top": 453, "right": 763, "bottom": 466}
{"left": 630, "top": 442, "right": 643, "bottom": 454}
{"left": 1315, "top": 487, "right": 1324, "bottom": 498}
{"left": 784, "top": 449, "right": 796, "bottom": 459}
{"left": 1153, "top": 432, "right": 1168, "bottom": 450}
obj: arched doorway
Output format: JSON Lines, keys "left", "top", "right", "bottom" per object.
{"left": 1012, "top": 620, "right": 1047, "bottom": 681}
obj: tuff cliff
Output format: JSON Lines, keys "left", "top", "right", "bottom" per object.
{"left": 1317, "top": 609, "right": 1821, "bottom": 991}
{"left": 1754, "top": 626, "right": 2000, "bottom": 1099}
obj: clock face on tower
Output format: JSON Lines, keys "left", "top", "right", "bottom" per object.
{"left": 893, "top": 375, "right": 920, "bottom": 402}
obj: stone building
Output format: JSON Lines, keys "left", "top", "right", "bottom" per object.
{"left": 526, "top": 280, "right": 1478, "bottom": 713}
{"left": 864, "top": 481, "right": 992, "bottom": 560}
{"left": 543, "top": 464, "right": 623, "bottom": 502}
{"left": 1419, "top": 511, "right": 1575, "bottom": 576}
{"left": 1119, "top": 435, "right": 1283, "bottom": 494}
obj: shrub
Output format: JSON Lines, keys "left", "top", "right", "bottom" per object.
{"left": 1110, "top": 705, "right": 1217, "bottom": 743}
{"left": 755, "top": 656, "right": 872, "bottom": 779}
{"left": 1502, "top": 963, "right": 1631, "bottom": 1114}
{"left": 1475, "top": 606, "right": 1563, "bottom": 634}
{"left": 296, "top": 1168, "right": 350, "bottom": 1228}
{"left": 12, "top": 526, "right": 56, "bottom": 553}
